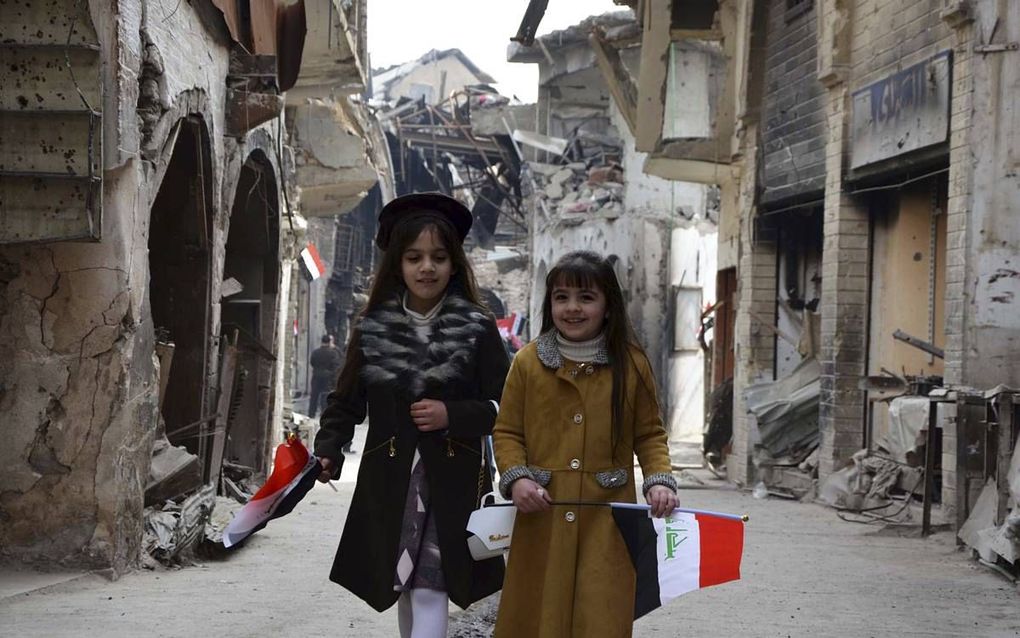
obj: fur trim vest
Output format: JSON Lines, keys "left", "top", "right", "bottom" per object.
{"left": 356, "top": 292, "right": 491, "bottom": 399}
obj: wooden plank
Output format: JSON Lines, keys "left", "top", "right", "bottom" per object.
{"left": 955, "top": 395, "right": 969, "bottom": 536}
{"left": 635, "top": 0, "right": 671, "bottom": 152}
{"left": 249, "top": 0, "right": 279, "bottom": 55}
{"left": 921, "top": 398, "right": 939, "bottom": 536}
{"left": 210, "top": 0, "right": 243, "bottom": 44}
{"left": 588, "top": 31, "right": 638, "bottom": 137}
{"left": 208, "top": 344, "right": 239, "bottom": 487}
{"left": 996, "top": 392, "right": 1014, "bottom": 526}
{"left": 642, "top": 156, "right": 738, "bottom": 185}
{"left": 155, "top": 342, "right": 175, "bottom": 412}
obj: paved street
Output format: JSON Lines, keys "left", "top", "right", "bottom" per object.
{"left": 2, "top": 427, "right": 1018, "bottom": 637}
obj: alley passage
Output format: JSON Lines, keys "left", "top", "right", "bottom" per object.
{"left": 2, "top": 434, "right": 1018, "bottom": 638}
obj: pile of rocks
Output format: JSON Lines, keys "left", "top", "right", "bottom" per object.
{"left": 528, "top": 161, "right": 625, "bottom": 218}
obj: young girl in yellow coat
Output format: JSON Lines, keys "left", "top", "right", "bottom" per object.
{"left": 493, "top": 251, "right": 679, "bottom": 638}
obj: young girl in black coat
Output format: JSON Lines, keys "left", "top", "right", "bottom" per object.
{"left": 314, "top": 193, "right": 509, "bottom": 637}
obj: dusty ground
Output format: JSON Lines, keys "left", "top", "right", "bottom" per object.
{"left": 2, "top": 427, "right": 1019, "bottom": 637}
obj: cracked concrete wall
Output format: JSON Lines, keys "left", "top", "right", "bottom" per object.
{"left": 952, "top": 1, "right": 1020, "bottom": 389}
{"left": 0, "top": 161, "right": 158, "bottom": 570}
{"left": 0, "top": 0, "right": 288, "bottom": 571}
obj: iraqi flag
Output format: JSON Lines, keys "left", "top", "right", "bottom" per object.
{"left": 222, "top": 435, "right": 320, "bottom": 548}
{"left": 612, "top": 504, "right": 745, "bottom": 619}
{"left": 299, "top": 243, "right": 326, "bottom": 281}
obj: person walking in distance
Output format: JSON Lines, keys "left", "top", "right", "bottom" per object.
{"left": 308, "top": 334, "right": 341, "bottom": 420}
{"left": 314, "top": 192, "right": 509, "bottom": 638}
{"left": 492, "top": 250, "right": 679, "bottom": 638}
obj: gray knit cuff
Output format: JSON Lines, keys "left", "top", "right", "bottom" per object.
{"left": 642, "top": 472, "right": 679, "bottom": 496}
{"left": 498, "top": 465, "right": 535, "bottom": 499}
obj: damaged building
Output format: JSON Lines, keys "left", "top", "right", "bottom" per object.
{"left": 371, "top": 49, "right": 531, "bottom": 331}
{"left": 0, "top": 0, "right": 385, "bottom": 570}
{"left": 610, "top": 0, "right": 1019, "bottom": 572}
{"left": 507, "top": 10, "right": 720, "bottom": 462}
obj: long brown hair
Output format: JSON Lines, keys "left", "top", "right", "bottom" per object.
{"left": 540, "top": 251, "right": 651, "bottom": 456}
{"left": 336, "top": 214, "right": 482, "bottom": 396}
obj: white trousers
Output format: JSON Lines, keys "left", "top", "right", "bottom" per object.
{"left": 397, "top": 588, "right": 449, "bottom": 638}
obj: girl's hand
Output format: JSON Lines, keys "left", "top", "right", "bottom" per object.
{"left": 511, "top": 478, "right": 552, "bottom": 513}
{"left": 410, "top": 399, "right": 449, "bottom": 432}
{"left": 646, "top": 485, "right": 678, "bottom": 518}
{"left": 317, "top": 457, "right": 336, "bottom": 483}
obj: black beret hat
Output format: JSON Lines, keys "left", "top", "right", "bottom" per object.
{"left": 375, "top": 192, "right": 473, "bottom": 251}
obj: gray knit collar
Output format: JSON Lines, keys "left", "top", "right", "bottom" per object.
{"left": 536, "top": 330, "right": 610, "bottom": 369}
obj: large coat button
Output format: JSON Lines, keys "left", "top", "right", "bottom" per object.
{"left": 573, "top": 413, "right": 583, "bottom": 424}
{"left": 569, "top": 459, "right": 581, "bottom": 470}
{"left": 565, "top": 511, "right": 576, "bottom": 522}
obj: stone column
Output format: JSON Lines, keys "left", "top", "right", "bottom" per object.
{"left": 817, "top": 83, "right": 870, "bottom": 481}
{"left": 729, "top": 130, "right": 778, "bottom": 486}
{"left": 940, "top": 7, "right": 974, "bottom": 524}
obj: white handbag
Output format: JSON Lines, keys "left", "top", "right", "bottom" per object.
{"left": 467, "top": 492, "right": 516, "bottom": 560}
{"left": 466, "top": 436, "right": 516, "bottom": 560}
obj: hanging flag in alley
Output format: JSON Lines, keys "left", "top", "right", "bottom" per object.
{"left": 612, "top": 505, "right": 745, "bottom": 619}
{"left": 299, "top": 243, "right": 326, "bottom": 281}
{"left": 222, "top": 434, "right": 320, "bottom": 548}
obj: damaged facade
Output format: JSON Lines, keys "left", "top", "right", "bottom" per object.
{"left": 0, "top": 0, "right": 385, "bottom": 571}
{"left": 508, "top": 11, "right": 719, "bottom": 461}
{"left": 614, "top": 0, "right": 1019, "bottom": 571}
{"left": 371, "top": 50, "right": 531, "bottom": 335}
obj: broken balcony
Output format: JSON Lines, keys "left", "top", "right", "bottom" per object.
{"left": 286, "top": 0, "right": 367, "bottom": 101}
{"left": 288, "top": 99, "right": 379, "bottom": 217}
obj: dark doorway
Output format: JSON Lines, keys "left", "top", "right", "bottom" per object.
{"left": 149, "top": 118, "right": 215, "bottom": 465}
{"left": 712, "top": 267, "right": 737, "bottom": 387}
{"left": 220, "top": 152, "right": 281, "bottom": 478}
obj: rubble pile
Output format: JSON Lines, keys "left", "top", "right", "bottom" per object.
{"left": 528, "top": 160, "right": 625, "bottom": 220}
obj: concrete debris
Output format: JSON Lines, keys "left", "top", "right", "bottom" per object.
{"left": 512, "top": 129, "right": 569, "bottom": 156}
{"left": 960, "top": 479, "right": 999, "bottom": 562}
{"left": 528, "top": 162, "right": 564, "bottom": 177}
{"left": 855, "top": 453, "right": 902, "bottom": 501}
{"left": 203, "top": 496, "right": 244, "bottom": 546}
{"left": 529, "top": 157, "right": 626, "bottom": 220}
{"left": 142, "top": 484, "right": 216, "bottom": 567}
{"left": 587, "top": 164, "right": 624, "bottom": 185}
{"left": 958, "top": 434, "right": 1020, "bottom": 566}
{"left": 145, "top": 436, "right": 202, "bottom": 508}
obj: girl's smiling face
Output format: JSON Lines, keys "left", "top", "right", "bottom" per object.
{"left": 401, "top": 227, "right": 453, "bottom": 312}
{"left": 551, "top": 282, "right": 607, "bottom": 342}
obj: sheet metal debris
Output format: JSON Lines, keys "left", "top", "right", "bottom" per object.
{"left": 142, "top": 484, "right": 216, "bottom": 566}
{"left": 745, "top": 358, "right": 821, "bottom": 463}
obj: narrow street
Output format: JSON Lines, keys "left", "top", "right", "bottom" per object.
{"left": 2, "top": 429, "right": 1017, "bottom": 638}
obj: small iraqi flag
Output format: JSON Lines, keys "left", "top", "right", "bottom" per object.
{"left": 299, "top": 243, "right": 326, "bottom": 281}
{"left": 222, "top": 434, "right": 320, "bottom": 548}
{"left": 612, "top": 505, "right": 745, "bottom": 619}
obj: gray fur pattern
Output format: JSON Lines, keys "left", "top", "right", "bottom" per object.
{"left": 535, "top": 330, "right": 610, "bottom": 369}
{"left": 357, "top": 293, "right": 489, "bottom": 398}
{"left": 641, "top": 472, "right": 678, "bottom": 495}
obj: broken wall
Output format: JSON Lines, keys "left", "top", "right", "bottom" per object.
{"left": 950, "top": 0, "right": 1020, "bottom": 389}
{"left": 608, "top": 100, "right": 716, "bottom": 445}
{"left": 0, "top": 0, "right": 290, "bottom": 570}
{"left": 385, "top": 56, "right": 485, "bottom": 104}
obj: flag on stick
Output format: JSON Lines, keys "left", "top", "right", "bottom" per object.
{"left": 222, "top": 434, "right": 320, "bottom": 548}
{"left": 611, "top": 504, "right": 745, "bottom": 619}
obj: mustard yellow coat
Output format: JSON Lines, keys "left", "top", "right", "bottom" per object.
{"left": 492, "top": 334, "right": 674, "bottom": 638}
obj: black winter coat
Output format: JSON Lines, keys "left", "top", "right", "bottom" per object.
{"left": 314, "top": 293, "right": 510, "bottom": 612}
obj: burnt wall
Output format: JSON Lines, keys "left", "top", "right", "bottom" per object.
{"left": 760, "top": 0, "right": 827, "bottom": 208}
